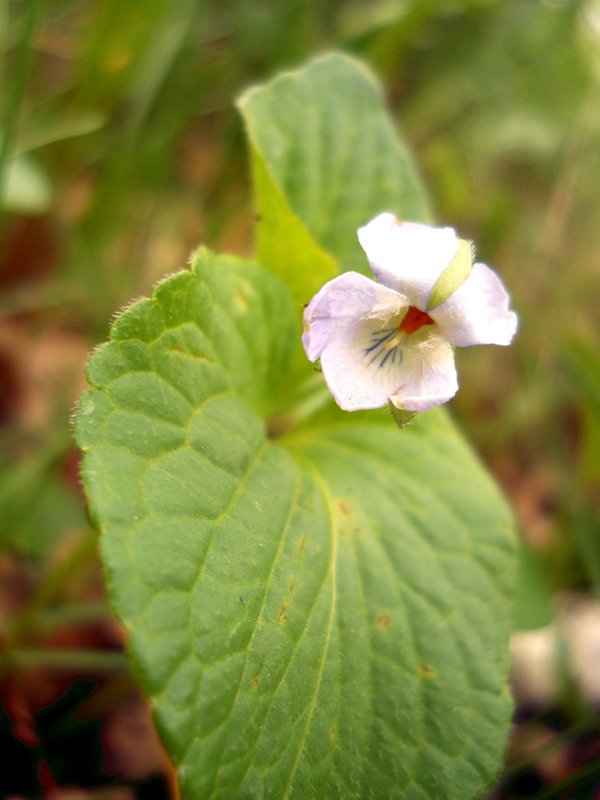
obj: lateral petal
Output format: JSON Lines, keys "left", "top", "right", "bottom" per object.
{"left": 302, "top": 270, "right": 407, "bottom": 362}
{"left": 431, "top": 263, "right": 518, "bottom": 347}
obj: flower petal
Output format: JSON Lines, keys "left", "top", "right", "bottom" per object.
{"left": 430, "top": 263, "right": 518, "bottom": 347}
{"left": 318, "top": 319, "right": 457, "bottom": 412}
{"left": 302, "top": 270, "right": 407, "bottom": 362}
{"left": 389, "top": 330, "right": 458, "bottom": 411}
{"left": 357, "top": 212, "right": 459, "bottom": 308}
{"left": 318, "top": 318, "right": 411, "bottom": 411}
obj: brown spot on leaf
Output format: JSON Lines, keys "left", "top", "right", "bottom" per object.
{"left": 251, "top": 675, "right": 259, "bottom": 689}
{"left": 234, "top": 291, "right": 249, "bottom": 311}
{"left": 338, "top": 500, "right": 351, "bottom": 516}
{"left": 278, "top": 578, "right": 297, "bottom": 624}
{"left": 296, "top": 535, "right": 307, "bottom": 558}
{"left": 376, "top": 614, "right": 390, "bottom": 628}
{"left": 278, "top": 599, "right": 288, "bottom": 624}
{"left": 419, "top": 664, "right": 436, "bottom": 677}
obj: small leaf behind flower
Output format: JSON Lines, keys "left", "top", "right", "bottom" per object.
{"left": 238, "top": 52, "right": 431, "bottom": 302}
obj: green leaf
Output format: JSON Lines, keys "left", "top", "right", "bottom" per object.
{"left": 237, "top": 52, "right": 431, "bottom": 304}
{"left": 78, "top": 248, "right": 515, "bottom": 799}
{"left": 15, "top": 112, "right": 105, "bottom": 155}
{"left": 247, "top": 142, "right": 338, "bottom": 309}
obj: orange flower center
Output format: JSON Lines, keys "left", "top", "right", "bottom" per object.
{"left": 398, "top": 306, "right": 434, "bottom": 335}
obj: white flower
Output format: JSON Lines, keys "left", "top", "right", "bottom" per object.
{"left": 302, "top": 212, "right": 517, "bottom": 412}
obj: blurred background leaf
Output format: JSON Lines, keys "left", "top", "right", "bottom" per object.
{"left": 1, "top": 0, "right": 599, "bottom": 796}
{"left": 2, "top": 154, "right": 52, "bottom": 213}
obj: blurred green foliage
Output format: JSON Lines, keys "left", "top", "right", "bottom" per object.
{"left": 0, "top": 0, "right": 599, "bottom": 772}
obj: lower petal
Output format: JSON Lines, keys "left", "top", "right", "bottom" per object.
{"left": 320, "top": 321, "right": 457, "bottom": 412}
{"left": 431, "top": 263, "right": 518, "bottom": 347}
{"left": 389, "top": 331, "right": 458, "bottom": 411}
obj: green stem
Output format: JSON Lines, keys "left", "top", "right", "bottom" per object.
{"left": 1, "top": 648, "right": 128, "bottom": 673}
{"left": 0, "top": 0, "right": 43, "bottom": 220}
{"left": 0, "top": 601, "right": 111, "bottom": 637}
{"left": 5, "top": 529, "right": 99, "bottom": 644}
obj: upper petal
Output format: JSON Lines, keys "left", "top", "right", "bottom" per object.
{"left": 302, "top": 270, "right": 407, "bottom": 362}
{"left": 358, "top": 212, "right": 459, "bottom": 309}
{"left": 430, "top": 263, "right": 518, "bottom": 347}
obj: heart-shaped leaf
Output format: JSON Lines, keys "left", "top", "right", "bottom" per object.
{"left": 77, "top": 248, "right": 515, "bottom": 799}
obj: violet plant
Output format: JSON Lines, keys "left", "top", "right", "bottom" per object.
{"left": 77, "top": 53, "right": 517, "bottom": 799}
{"left": 303, "top": 212, "right": 517, "bottom": 412}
